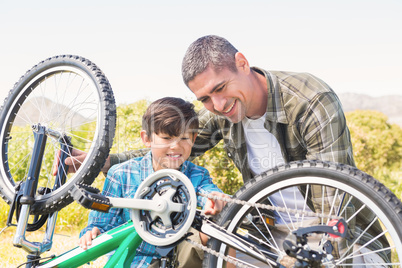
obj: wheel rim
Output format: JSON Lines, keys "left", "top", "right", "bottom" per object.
{"left": 216, "top": 176, "right": 402, "bottom": 267}
{"left": 0, "top": 65, "right": 101, "bottom": 202}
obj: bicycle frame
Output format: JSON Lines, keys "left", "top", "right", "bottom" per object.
{"left": 39, "top": 221, "right": 141, "bottom": 268}
{"left": 37, "top": 218, "right": 276, "bottom": 268}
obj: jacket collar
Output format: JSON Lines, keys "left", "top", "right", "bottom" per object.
{"left": 251, "top": 67, "right": 289, "bottom": 125}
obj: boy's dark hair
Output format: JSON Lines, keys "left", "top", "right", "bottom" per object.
{"left": 142, "top": 97, "right": 198, "bottom": 138}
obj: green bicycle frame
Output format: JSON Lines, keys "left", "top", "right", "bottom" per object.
{"left": 39, "top": 220, "right": 142, "bottom": 268}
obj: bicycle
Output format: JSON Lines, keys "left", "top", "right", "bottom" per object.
{"left": 0, "top": 55, "right": 401, "bottom": 268}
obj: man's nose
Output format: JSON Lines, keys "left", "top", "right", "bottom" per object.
{"left": 211, "top": 95, "right": 226, "bottom": 112}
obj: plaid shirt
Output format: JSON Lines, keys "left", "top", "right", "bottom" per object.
{"left": 81, "top": 152, "right": 222, "bottom": 267}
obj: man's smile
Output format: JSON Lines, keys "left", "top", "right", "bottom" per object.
{"left": 222, "top": 100, "right": 236, "bottom": 115}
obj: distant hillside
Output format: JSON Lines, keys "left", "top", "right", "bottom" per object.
{"left": 13, "top": 97, "right": 88, "bottom": 127}
{"left": 338, "top": 93, "right": 402, "bottom": 127}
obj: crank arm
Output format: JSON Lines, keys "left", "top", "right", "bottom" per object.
{"left": 71, "top": 183, "right": 184, "bottom": 214}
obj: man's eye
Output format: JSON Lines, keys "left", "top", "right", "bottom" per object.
{"left": 216, "top": 85, "right": 224, "bottom": 92}
{"left": 200, "top": 97, "right": 209, "bottom": 103}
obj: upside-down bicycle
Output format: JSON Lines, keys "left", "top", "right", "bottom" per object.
{"left": 0, "top": 55, "right": 401, "bottom": 267}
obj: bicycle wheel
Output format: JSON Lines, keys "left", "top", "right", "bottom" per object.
{"left": 204, "top": 161, "right": 402, "bottom": 267}
{"left": 0, "top": 55, "right": 116, "bottom": 214}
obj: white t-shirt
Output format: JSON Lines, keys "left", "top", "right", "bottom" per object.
{"left": 242, "top": 114, "right": 313, "bottom": 224}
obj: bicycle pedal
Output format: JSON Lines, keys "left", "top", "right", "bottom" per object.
{"left": 70, "top": 183, "right": 111, "bottom": 212}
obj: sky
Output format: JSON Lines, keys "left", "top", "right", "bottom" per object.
{"left": 0, "top": 0, "right": 401, "bottom": 106}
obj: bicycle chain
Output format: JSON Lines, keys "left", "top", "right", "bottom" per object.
{"left": 186, "top": 237, "right": 254, "bottom": 268}
{"left": 197, "top": 192, "right": 342, "bottom": 220}
{"left": 183, "top": 192, "right": 344, "bottom": 268}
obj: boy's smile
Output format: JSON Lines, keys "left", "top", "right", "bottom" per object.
{"left": 141, "top": 131, "right": 196, "bottom": 171}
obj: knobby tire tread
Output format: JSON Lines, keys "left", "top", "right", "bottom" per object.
{"left": 0, "top": 55, "right": 116, "bottom": 214}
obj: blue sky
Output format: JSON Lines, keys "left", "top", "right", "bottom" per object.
{"left": 1, "top": 0, "right": 401, "bottom": 105}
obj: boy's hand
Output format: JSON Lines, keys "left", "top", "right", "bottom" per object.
{"left": 78, "top": 227, "right": 101, "bottom": 250}
{"left": 203, "top": 192, "right": 228, "bottom": 216}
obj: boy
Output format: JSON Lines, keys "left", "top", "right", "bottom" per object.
{"left": 79, "top": 97, "right": 227, "bottom": 267}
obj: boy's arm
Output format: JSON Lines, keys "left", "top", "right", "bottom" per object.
{"left": 203, "top": 191, "right": 228, "bottom": 216}
{"left": 191, "top": 166, "right": 225, "bottom": 210}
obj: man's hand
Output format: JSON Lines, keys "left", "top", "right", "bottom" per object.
{"left": 78, "top": 227, "right": 101, "bottom": 250}
{"left": 203, "top": 191, "right": 228, "bottom": 216}
{"left": 52, "top": 149, "right": 111, "bottom": 176}
{"left": 52, "top": 148, "right": 86, "bottom": 176}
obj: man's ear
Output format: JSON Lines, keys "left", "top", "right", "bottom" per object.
{"left": 141, "top": 130, "right": 151, "bottom": 148}
{"left": 235, "top": 52, "right": 250, "bottom": 74}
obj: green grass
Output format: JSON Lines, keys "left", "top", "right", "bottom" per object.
{"left": 0, "top": 228, "right": 108, "bottom": 267}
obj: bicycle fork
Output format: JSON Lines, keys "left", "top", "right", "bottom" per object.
{"left": 12, "top": 124, "right": 70, "bottom": 267}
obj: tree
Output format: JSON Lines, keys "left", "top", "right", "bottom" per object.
{"left": 346, "top": 110, "right": 402, "bottom": 198}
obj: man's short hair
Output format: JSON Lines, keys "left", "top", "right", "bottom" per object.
{"left": 142, "top": 97, "right": 198, "bottom": 138}
{"left": 182, "top": 35, "right": 238, "bottom": 86}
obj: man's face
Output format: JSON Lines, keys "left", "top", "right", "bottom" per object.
{"left": 188, "top": 67, "right": 252, "bottom": 123}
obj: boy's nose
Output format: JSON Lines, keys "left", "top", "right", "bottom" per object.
{"left": 169, "top": 139, "right": 180, "bottom": 148}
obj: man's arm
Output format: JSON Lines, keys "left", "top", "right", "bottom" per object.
{"left": 68, "top": 108, "right": 221, "bottom": 173}
{"left": 298, "top": 92, "right": 355, "bottom": 215}
{"left": 300, "top": 92, "right": 355, "bottom": 166}
{"left": 190, "top": 108, "right": 223, "bottom": 160}
{"left": 60, "top": 148, "right": 149, "bottom": 175}
{"left": 108, "top": 148, "right": 149, "bottom": 168}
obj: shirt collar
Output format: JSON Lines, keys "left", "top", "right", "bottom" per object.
{"left": 251, "top": 67, "right": 289, "bottom": 125}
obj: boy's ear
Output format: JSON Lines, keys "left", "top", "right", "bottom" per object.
{"left": 192, "top": 132, "right": 198, "bottom": 142}
{"left": 140, "top": 130, "right": 151, "bottom": 148}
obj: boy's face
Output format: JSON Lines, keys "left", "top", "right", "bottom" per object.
{"left": 141, "top": 130, "right": 196, "bottom": 171}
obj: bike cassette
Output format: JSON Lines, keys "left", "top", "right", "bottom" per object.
{"left": 130, "top": 169, "right": 197, "bottom": 246}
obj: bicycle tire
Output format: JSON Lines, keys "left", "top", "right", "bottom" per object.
{"left": 0, "top": 55, "right": 116, "bottom": 215}
{"left": 204, "top": 160, "right": 402, "bottom": 267}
